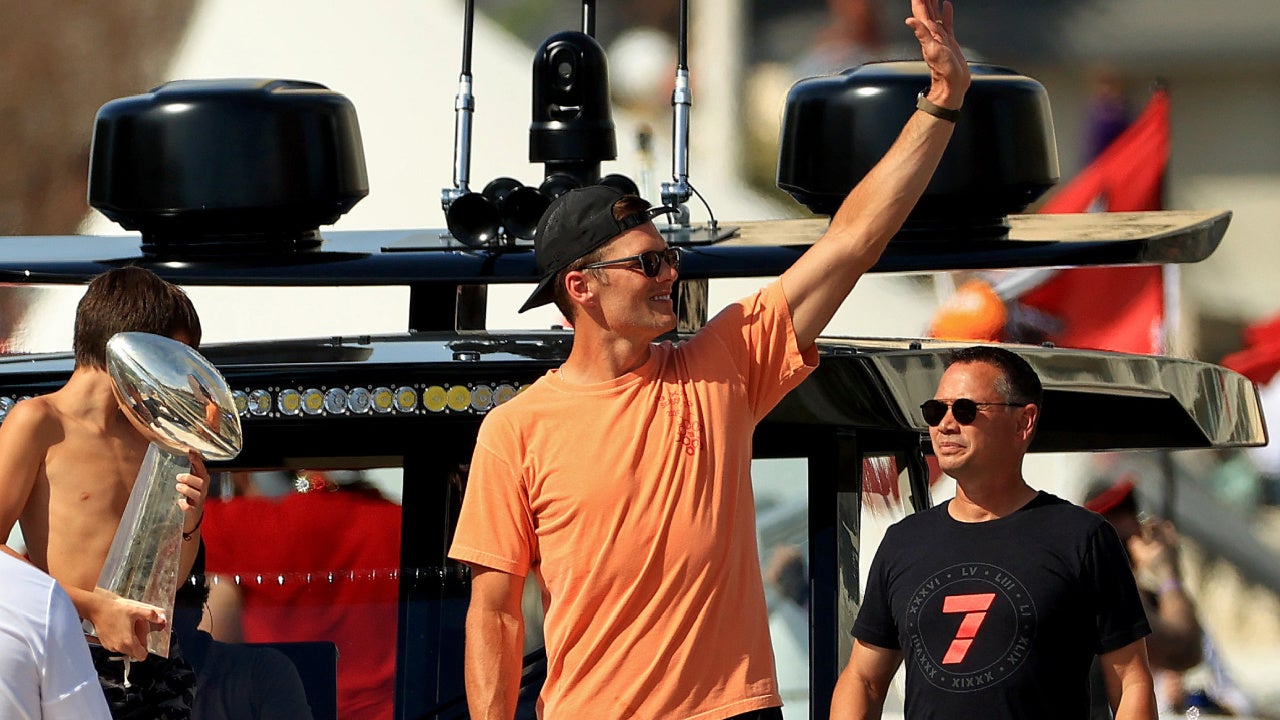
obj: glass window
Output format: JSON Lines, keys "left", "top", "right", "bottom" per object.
{"left": 753, "top": 457, "right": 810, "bottom": 720}
{"left": 858, "top": 454, "right": 917, "bottom": 594}
{"left": 853, "top": 453, "right": 919, "bottom": 717}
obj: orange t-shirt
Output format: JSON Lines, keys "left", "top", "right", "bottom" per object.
{"left": 450, "top": 282, "right": 818, "bottom": 720}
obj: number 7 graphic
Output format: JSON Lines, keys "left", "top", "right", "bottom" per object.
{"left": 941, "top": 593, "right": 996, "bottom": 664}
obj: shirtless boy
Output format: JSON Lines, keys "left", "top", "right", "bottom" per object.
{"left": 0, "top": 267, "right": 209, "bottom": 718}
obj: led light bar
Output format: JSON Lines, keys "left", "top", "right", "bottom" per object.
{"left": 212, "top": 382, "right": 528, "bottom": 420}
{"left": 0, "top": 383, "right": 527, "bottom": 425}
{"left": 347, "top": 386, "right": 372, "bottom": 414}
{"left": 278, "top": 389, "right": 303, "bottom": 415}
{"left": 301, "top": 388, "right": 325, "bottom": 415}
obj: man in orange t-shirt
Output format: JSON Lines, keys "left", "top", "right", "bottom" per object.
{"left": 449, "top": 3, "right": 970, "bottom": 717}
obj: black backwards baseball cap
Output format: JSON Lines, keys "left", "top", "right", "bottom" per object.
{"left": 519, "top": 185, "right": 679, "bottom": 313}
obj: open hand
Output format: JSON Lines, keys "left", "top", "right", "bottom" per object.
{"left": 905, "top": 0, "right": 970, "bottom": 107}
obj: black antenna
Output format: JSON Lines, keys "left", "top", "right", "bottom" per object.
{"left": 582, "top": 0, "right": 596, "bottom": 37}
{"left": 676, "top": 0, "right": 688, "bottom": 69}
{"left": 441, "top": 0, "right": 478, "bottom": 213}
{"left": 661, "top": 0, "right": 692, "bottom": 225}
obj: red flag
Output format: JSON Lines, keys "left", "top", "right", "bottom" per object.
{"left": 1039, "top": 88, "right": 1169, "bottom": 214}
{"left": 1222, "top": 311, "right": 1280, "bottom": 385}
{"left": 1018, "top": 88, "right": 1171, "bottom": 354}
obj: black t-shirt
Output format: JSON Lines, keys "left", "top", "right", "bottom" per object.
{"left": 852, "top": 491, "right": 1150, "bottom": 720}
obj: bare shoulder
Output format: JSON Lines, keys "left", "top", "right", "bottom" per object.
{"left": 0, "top": 394, "right": 65, "bottom": 446}
{"left": 0, "top": 396, "right": 64, "bottom": 536}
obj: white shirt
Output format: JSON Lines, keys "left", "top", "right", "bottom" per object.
{"left": 0, "top": 552, "right": 111, "bottom": 720}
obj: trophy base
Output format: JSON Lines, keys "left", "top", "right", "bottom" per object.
{"left": 84, "top": 444, "right": 189, "bottom": 658}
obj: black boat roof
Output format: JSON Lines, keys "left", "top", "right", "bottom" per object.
{"left": 0, "top": 209, "right": 1229, "bottom": 286}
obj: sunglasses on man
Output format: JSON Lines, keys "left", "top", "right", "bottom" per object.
{"left": 920, "top": 398, "right": 1029, "bottom": 426}
{"left": 580, "top": 248, "right": 682, "bottom": 278}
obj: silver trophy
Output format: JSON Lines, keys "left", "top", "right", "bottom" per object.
{"left": 86, "top": 332, "right": 243, "bottom": 657}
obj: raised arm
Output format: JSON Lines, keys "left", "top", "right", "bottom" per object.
{"left": 465, "top": 565, "right": 527, "bottom": 720}
{"left": 781, "top": 0, "right": 971, "bottom": 349}
{"left": 1128, "top": 520, "right": 1203, "bottom": 671}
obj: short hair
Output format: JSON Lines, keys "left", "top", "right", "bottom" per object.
{"left": 73, "top": 267, "right": 202, "bottom": 369}
{"left": 550, "top": 194, "right": 654, "bottom": 322}
{"left": 944, "top": 346, "right": 1043, "bottom": 406}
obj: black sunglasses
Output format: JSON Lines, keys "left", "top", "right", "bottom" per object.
{"left": 580, "top": 248, "right": 682, "bottom": 278}
{"left": 920, "top": 398, "right": 1029, "bottom": 426}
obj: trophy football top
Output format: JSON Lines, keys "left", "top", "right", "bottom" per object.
{"left": 106, "top": 332, "right": 243, "bottom": 461}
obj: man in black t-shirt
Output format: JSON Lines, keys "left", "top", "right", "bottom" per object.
{"left": 832, "top": 346, "right": 1158, "bottom": 720}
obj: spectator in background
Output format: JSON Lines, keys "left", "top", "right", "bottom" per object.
{"left": 0, "top": 548, "right": 111, "bottom": 720}
{"left": 1082, "top": 68, "right": 1132, "bottom": 166}
{"left": 1085, "top": 478, "right": 1263, "bottom": 717}
{"left": 1086, "top": 478, "right": 1202, "bottom": 675}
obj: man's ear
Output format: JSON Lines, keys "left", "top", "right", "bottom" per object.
{"left": 1018, "top": 403, "right": 1039, "bottom": 441}
{"left": 564, "top": 270, "right": 596, "bottom": 309}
